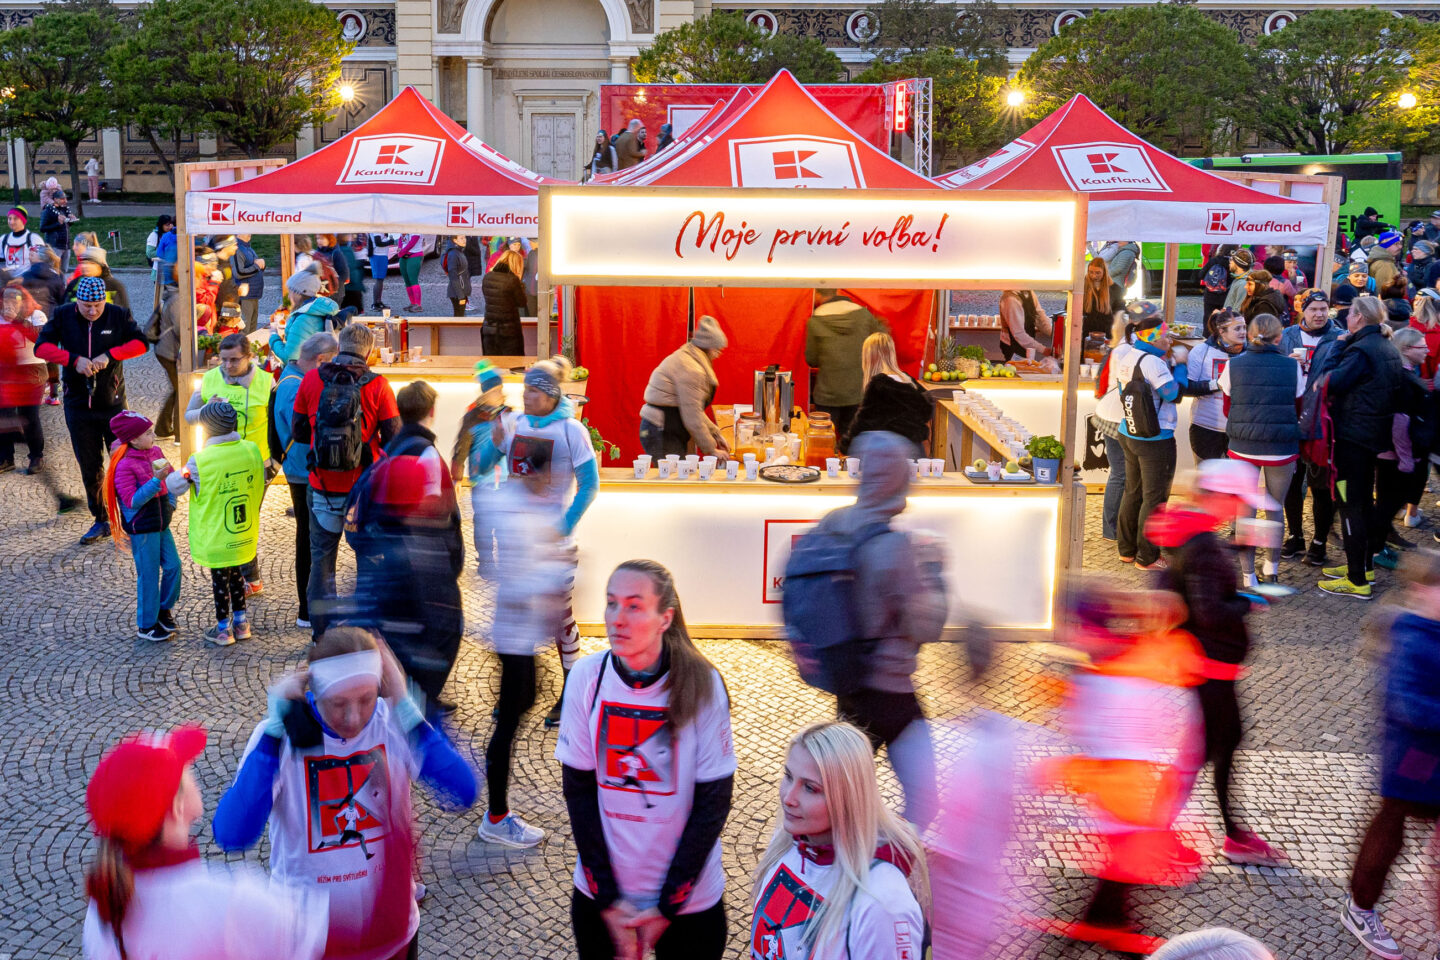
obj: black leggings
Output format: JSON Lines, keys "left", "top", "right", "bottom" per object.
{"left": 1197, "top": 679, "right": 1244, "bottom": 838}
{"left": 451, "top": 297, "right": 466, "bottom": 317}
{"left": 1284, "top": 461, "right": 1337, "bottom": 544}
{"left": 1334, "top": 439, "right": 1383, "bottom": 585}
{"left": 486, "top": 653, "right": 537, "bottom": 817}
{"left": 210, "top": 565, "right": 247, "bottom": 621}
{"left": 288, "top": 483, "right": 311, "bottom": 621}
{"left": 1350, "top": 797, "right": 1440, "bottom": 911}
{"left": 836, "top": 688, "right": 925, "bottom": 751}
{"left": 571, "top": 890, "right": 726, "bottom": 960}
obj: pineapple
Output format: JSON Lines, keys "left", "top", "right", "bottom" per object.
{"left": 936, "top": 335, "right": 961, "bottom": 375}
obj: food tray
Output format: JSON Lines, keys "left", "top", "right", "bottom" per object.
{"left": 963, "top": 468, "right": 1036, "bottom": 485}
{"left": 758, "top": 464, "right": 822, "bottom": 484}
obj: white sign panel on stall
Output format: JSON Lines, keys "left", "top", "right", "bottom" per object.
{"left": 542, "top": 186, "right": 1080, "bottom": 287}
{"left": 185, "top": 191, "right": 540, "bottom": 236}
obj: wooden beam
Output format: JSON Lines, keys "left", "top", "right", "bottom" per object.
{"left": 1161, "top": 243, "right": 1180, "bottom": 324}
{"left": 1055, "top": 195, "right": 1090, "bottom": 589}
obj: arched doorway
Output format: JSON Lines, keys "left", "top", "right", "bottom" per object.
{"left": 475, "top": 0, "right": 616, "bottom": 179}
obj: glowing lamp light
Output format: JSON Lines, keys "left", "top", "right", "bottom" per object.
{"left": 337, "top": 83, "right": 356, "bottom": 104}
{"left": 1398, "top": 91, "right": 1418, "bottom": 110}
{"left": 1006, "top": 89, "right": 1026, "bottom": 108}
{"left": 893, "top": 85, "right": 907, "bottom": 133}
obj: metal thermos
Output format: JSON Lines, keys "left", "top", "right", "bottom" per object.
{"left": 753, "top": 365, "right": 794, "bottom": 436}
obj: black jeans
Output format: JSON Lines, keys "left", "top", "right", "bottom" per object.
{"left": 571, "top": 890, "right": 726, "bottom": 960}
{"left": 64, "top": 402, "right": 119, "bottom": 521}
{"left": 1197, "top": 679, "right": 1244, "bottom": 838}
{"left": 1350, "top": 797, "right": 1440, "bottom": 910}
{"left": 1188, "top": 424, "right": 1229, "bottom": 463}
{"left": 0, "top": 404, "right": 42, "bottom": 463}
{"left": 813, "top": 403, "right": 858, "bottom": 441}
{"left": 837, "top": 688, "right": 925, "bottom": 751}
{"left": 1116, "top": 434, "right": 1178, "bottom": 565}
{"left": 156, "top": 355, "right": 179, "bottom": 437}
{"left": 1284, "top": 461, "right": 1336, "bottom": 546}
{"left": 450, "top": 297, "right": 466, "bottom": 317}
{"left": 1333, "top": 439, "right": 1382, "bottom": 585}
{"left": 287, "top": 482, "right": 311, "bottom": 621}
{"left": 638, "top": 419, "right": 688, "bottom": 460}
{"left": 486, "top": 653, "right": 537, "bottom": 816}
{"left": 1375, "top": 459, "right": 1414, "bottom": 548}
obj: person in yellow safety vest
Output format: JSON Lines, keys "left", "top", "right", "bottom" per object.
{"left": 184, "top": 330, "right": 274, "bottom": 596}
{"left": 166, "top": 398, "right": 265, "bottom": 648}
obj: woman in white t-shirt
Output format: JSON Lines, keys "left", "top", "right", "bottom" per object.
{"left": 750, "top": 721, "right": 928, "bottom": 960}
{"left": 1185, "top": 308, "right": 1247, "bottom": 463}
{"left": 83, "top": 726, "right": 327, "bottom": 960}
{"left": 212, "top": 628, "right": 477, "bottom": 960}
{"left": 556, "top": 560, "right": 735, "bottom": 960}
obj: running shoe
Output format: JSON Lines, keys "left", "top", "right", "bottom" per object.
{"left": 543, "top": 699, "right": 563, "bottom": 729}
{"left": 136, "top": 624, "right": 170, "bottom": 642}
{"left": 1322, "top": 565, "right": 1375, "bottom": 582}
{"left": 1318, "top": 578, "right": 1373, "bottom": 600}
{"left": 57, "top": 495, "right": 82, "bottom": 514}
{"left": 1222, "top": 831, "right": 1287, "bottom": 867}
{"left": 80, "top": 521, "right": 111, "bottom": 545}
{"left": 21, "top": 457, "right": 43, "bottom": 475}
{"left": 244, "top": 579, "right": 264, "bottom": 597}
{"left": 477, "top": 812, "right": 545, "bottom": 848}
{"left": 1302, "top": 542, "right": 1329, "bottom": 566}
{"left": 205, "top": 620, "right": 235, "bottom": 646}
{"left": 1374, "top": 546, "right": 1401, "bottom": 570}
{"left": 1341, "top": 897, "right": 1403, "bottom": 960}
{"left": 43, "top": 394, "right": 59, "bottom": 406}
{"left": 1136, "top": 557, "right": 1168, "bottom": 571}
{"left": 157, "top": 610, "right": 177, "bottom": 636}
{"left": 295, "top": 617, "right": 312, "bottom": 629}
{"left": 1280, "top": 536, "right": 1306, "bottom": 559}
{"left": 232, "top": 612, "right": 252, "bottom": 640}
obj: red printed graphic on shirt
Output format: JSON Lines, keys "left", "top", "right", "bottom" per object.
{"left": 752, "top": 864, "right": 824, "bottom": 959}
{"left": 597, "top": 701, "right": 676, "bottom": 803}
{"left": 304, "top": 745, "right": 389, "bottom": 857}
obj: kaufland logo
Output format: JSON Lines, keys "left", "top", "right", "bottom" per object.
{"left": 209, "top": 199, "right": 235, "bottom": 225}
{"left": 1053, "top": 143, "right": 1168, "bottom": 193}
{"left": 206, "top": 198, "right": 300, "bottom": 225}
{"left": 338, "top": 135, "right": 445, "bottom": 186}
{"left": 448, "top": 201, "right": 474, "bottom": 228}
{"left": 729, "top": 136, "right": 865, "bottom": 189}
{"left": 1205, "top": 208, "right": 1302, "bottom": 236}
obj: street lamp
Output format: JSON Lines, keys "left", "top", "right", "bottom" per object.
{"left": 1005, "top": 89, "right": 1026, "bottom": 108}
{"left": 1398, "top": 91, "right": 1418, "bottom": 110}
{"left": 337, "top": 83, "right": 356, "bottom": 104}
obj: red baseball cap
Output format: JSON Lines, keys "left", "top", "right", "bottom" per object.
{"left": 86, "top": 726, "right": 206, "bottom": 850}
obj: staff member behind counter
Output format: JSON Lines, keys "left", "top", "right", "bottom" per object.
{"left": 638, "top": 315, "right": 732, "bottom": 461}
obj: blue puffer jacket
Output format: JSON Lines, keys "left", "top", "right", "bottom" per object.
{"left": 1381, "top": 612, "right": 1440, "bottom": 805}
{"left": 1225, "top": 343, "right": 1300, "bottom": 458}
{"left": 267, "top": 295, "right": 338, "bottom": 365}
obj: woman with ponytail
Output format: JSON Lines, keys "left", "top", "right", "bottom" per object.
{"left": 750, "top": 721, "right": 928, "bottom": 960}
{"left": 83, "top": 726, "right": 326, "bottom": 959}
{"left": 556, "top": 560, "right": 735, "bottom": 960}
{"left": 102, "top": 410, "right": 181, "bottom": 642}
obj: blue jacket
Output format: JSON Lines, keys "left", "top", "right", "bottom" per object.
{"left": 1279, "top": 320, "right": 1341, "bottom": 357}
{"left": 1225, "top": 343, "right": 1300, "bottom": 458}
{"left": 1380, "top": 612, "right": 1440, "bottom": 805}
{"left": 269, "top": 362, "right": 309, "bottom": 483}
{"left": 267, "top": 296, "right": 338, "bottom": 365}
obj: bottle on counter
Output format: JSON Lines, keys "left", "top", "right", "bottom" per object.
{"left": 803, "top": 412, "right": 836, "bottom": 468}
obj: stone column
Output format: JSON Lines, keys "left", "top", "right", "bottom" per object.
{"left": 609, "top": 56, "right": 630, "bottom": 83}
{"left": 394, "top": 0, "right": 435, "bottom": 97}
{"left": 466, "top": 58, "right": 486, "bottom": 136}
{"left": 101, "top": 128, "right": 122, "bottom": 182}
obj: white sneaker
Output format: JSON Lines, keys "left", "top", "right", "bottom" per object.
{"left": 1242, "top": 572, "right": 1259, "bottom": 589}
{"left": 1341, "top": 897, "right": 1403, "bottom": 960}
{"left": 1405, "top": 512, "right": 1425, "bottom": 528}
{"left": 477, "top": 812, "right": 544, "bottom": 848}
{"left": 295, "top": 617, "right": 312, "bottom": 629}
{"left": 414, "top": 882, "right": 426, "bottom": 902}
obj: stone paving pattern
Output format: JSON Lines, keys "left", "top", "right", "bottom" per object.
{"left": 0, "top": 270, "right": 1434, "bottom": 959}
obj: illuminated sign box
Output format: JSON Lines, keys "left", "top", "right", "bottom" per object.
{"left": 541, "top": 186, "right": 1082, "bottom": 288}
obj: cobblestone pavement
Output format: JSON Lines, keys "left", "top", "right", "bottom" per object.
{"left": 0, "top": 274, "right": 1433, "bottom": 959}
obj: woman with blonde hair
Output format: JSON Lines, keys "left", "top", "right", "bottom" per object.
{"left": 751, "top": 721, "right": 927, "bottom": 960}
{"left": 841, "top": 331, "right": 931, "bottom": 453}
{"left": 1082, "top": 256, "right": 1123, "bottom": 337}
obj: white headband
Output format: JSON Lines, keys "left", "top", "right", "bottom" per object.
{"left": 309, "top": 650, "right": 382, "bottom": 699}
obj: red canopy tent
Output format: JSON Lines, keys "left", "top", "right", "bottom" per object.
{"left": 591, "top": 90, "right": 753, "bottom": 185}
{"left": 184, "top": 87, "right": 559, "bottom": 236}
{"left": 936, "top": 95, "right": 1331, "bottom": 246}
{"left": 575, "top": 70, "right": 939, "bottom": 461}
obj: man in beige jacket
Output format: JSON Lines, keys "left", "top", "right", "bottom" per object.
{"left": 639, "top": 315, "right": 730, "bottom": 460}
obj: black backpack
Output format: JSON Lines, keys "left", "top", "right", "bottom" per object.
{"left": 781, "top": 521, "right": 890, "bottom": 695}
{"left": 311, "top": 364, "right": 377, "bottom": 472}
{"left": 1200, "top": 260, "right": 1230, "bottom": 294}
{"left": 1120, "top": 355, "right": 1162, "bottom": 438}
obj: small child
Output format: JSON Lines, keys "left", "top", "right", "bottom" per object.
{"left": 450, "top": 360, "right": 508, "bottom": 580}
{"left": 103, "top": 410, "right": 181, "bottom": 642}
{"left": 166, "top": 398, "right": 264, "bottom": 647}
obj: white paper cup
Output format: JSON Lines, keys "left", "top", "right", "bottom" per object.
{"left": 745, "top": 460, "right": 759, "bottom": 480}
{"left": 765, "top": 446, "right": 776, "bottom": 463}
{"left": 699, "top": 462, "right": 715, "bottom": 479}
{"left": 846, "top": 457, "right": 860, "bottom": 478}
{"left": 632, "top": 460, "right": 647, "bottom": 479}
{"left": 409, "top": 346, "right": 422, "bottom": 362}
{"left": 685, "top": 454, "right": 700, "bottom": 465}
{"left": 702, "top": 455, "right": 717, "bottom": 468}
{"left": 930, "top": 459, "right": 945, "bottom": 477}
{"left": 826, "top": 457, "right": 840, "bottom": 477}
{"left": 658, "top": 460, "right": 675, "bottom": 479}
{"left": 743, "top": 452, "right": 757, "bottom": 463}
{"left": 379, "top": 347, "right": 394, "bottom": 364}
{"left": 908, "top": 458, "right": 920, "bottom": 478}
{"left": 637, "top": 454, "right": 652, "bottom": 470}
{"left": 789, "top": 437, "right": 803, "bottom": 460}
{"left": 665, "top": 454, "right": 680, "bottom": 464}
{"left": 725, "top": 460, "right": 740, "bottom": 480}
{"left": 678, "top": 461, "right": 695, "bottom": 479}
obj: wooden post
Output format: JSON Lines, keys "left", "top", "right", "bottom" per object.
{"left": 279, "top": 234, "right": 295, "bottom": 295}
{"left": 536, "top": 279, "right": 551, "bottom": 360}
{"left": 1056, "top": 196, "right": 1090, "bottom": 581}
{"left": 1161, "top": 243, "right": 1180, "bottom": 323}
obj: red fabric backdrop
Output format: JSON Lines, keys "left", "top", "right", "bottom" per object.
{"left": 599, "top": 84, "right": 887, "bottom": 150}
{"left": 574, "top": 285, "right": 690, "bottom": 462}
{"left": 577, "top": 286, "right": 934, "bottom": 461}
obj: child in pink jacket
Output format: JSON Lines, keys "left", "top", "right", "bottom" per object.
{"left": 103, "top": 411, "right": 181, "bottom": 642}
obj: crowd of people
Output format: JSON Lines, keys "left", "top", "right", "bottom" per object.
{"left": 585, "top": 117, "right": 676, "bottom": 180}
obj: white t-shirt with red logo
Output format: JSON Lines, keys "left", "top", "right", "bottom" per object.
{"left": 751, "top": 845, "right": 923, "bottom": 960}
{"left": 554, "top": 650, "right": 735, "bottom": 914}
{"left": 496, "top": 409, "right": 594, "bottom": 521}
{"left": 238, "top": 699, "right": 419, "bottom": 960}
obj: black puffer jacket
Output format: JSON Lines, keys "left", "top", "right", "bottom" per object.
{"left": 1317, "top": 323, "right": 1406, "bottom": 452}
{"left": 842, "top": 373, "right": 933, "bottom": 453}
{"left": 481, "top": 263, "right": 526, "bottom": 331}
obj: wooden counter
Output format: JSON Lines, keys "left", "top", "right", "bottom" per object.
{"left": 598, "top": 465, "right": 1060, "bottom": 497}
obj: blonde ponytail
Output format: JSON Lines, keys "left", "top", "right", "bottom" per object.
{"left": 85, "top": 838, "right": 134, "bottom": 959}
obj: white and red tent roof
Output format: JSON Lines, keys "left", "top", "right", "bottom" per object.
{"left": 613, "top": 70, "right": 935, "bottom": 190}
{"left": 936, "top": 95, "right": 1330, "bottom": 244}
{"left": 593, "top": 90, "right": 749, "bottom": 185}
{"left": 184, "top": 87, "right": 557, "bottom": 236}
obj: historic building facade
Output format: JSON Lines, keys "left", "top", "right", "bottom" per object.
{"left": 0, "top": 0, "right": 1433, "bottom": 190}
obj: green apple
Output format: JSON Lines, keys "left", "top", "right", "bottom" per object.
{"left": 928, "top": 363, "right": 938, "bottom": 372}
{"left": 972, "top": 458, "right": 987, "bottom": 471}
{"left": 1005, "top": 460, "right": 1020, "bottom": 473}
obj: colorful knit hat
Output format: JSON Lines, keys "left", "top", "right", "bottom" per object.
{"left": 75, "top": 276, "right": 107, "bottom": 302}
